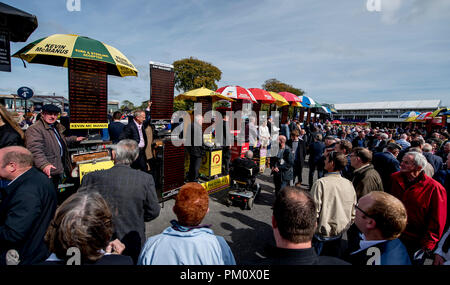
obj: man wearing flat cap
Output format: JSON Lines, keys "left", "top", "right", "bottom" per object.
{"left": 372, "top": 142, "right": 402, "bottom": 193}
{"left": 25, "top": 104, "right": 85, "bottom": 203}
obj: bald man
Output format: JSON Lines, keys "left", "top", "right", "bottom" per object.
{"left": 0, "top": 146, "right": 57, "bottom": 265}
{"left": 270, "top": 135, "right": 294, "bottom": 195}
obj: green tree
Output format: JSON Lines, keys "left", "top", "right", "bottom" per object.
{"left": 120, "top": 100, "right": 135, "bottom": 112}
{"left": 262, "top": 78, "right": 305, "bottom": 96}
{"left": 173, "top": 57, "right": 222, "bottom": 93}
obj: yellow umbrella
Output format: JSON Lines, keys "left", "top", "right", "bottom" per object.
{"left": 174, "top": 87, "right": 234, "bottom": 102}
{"left": 268, "top": 91, "right": 289, "bottom": 107}
{"left": 13, "top": 34, "right": 138, "bottom": 77}
{"left": 430, "top": 107, "right": 448, "bottom": 117}
{"left": 404, "top": 116, "right": 418, "bottom": 122}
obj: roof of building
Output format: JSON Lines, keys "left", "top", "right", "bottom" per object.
{"left": 334, "top": 100, "right": 442, "bottom": 111}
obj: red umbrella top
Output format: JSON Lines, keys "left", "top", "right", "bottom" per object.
{"left": 216, "top": 85, "right": 257, "bottom": 103}
{"left": 331, "top": 120, "right": 342, "bottom": 124}
{"left": 278, "top": 92, "right": 302, "bottom": 104}
{"left": 248, "top": 88, "right": 276, "bottom": 104}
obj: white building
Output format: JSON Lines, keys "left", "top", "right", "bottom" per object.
{"left": 334, "top": 99, "right": 443, "bottom": 124}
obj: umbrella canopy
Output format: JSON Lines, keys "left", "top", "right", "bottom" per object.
{"left": 415, "top": 111, "right": 433, "bottom": 121}
{"left": 278, "top": 92, "right": 302, "bottom": 106}
{"left": 13, "top": 34, "right": 138, "bottom": 77}
{"left": 174, "top": 87, "right": 234, "bottom": 102}
{"left": 430, "top": 107, "right": 449, "bottom": 117}
{"left": 399, "top": 111, "right": 420, "bottom": 118}
{"left": 331, "top": 120, "right": 342, "bottom": 124}
{"left": 404, "top": 116, "right": 418, "bottom": 122}
{"left": 268, "top": 91, "right": 289, "bottom": 107}
{"left": 0, "top": 3, "right": 38, "bottom": 42}
{"left": 320, "top": 106, "right": 331, "bottom": 114}
{"left": 215, "top": 85, "right": 257, "bottom": 103}
{"left": 442, "top": 110, "right": 450, "bottom": 116}
{"left": 248, "top": 88, "right": 276, "bottom": 104}
{"left": 298, "top": 95, "right": 317, "bottom": 108}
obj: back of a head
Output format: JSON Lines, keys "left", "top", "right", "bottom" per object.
{"left": 365, "top": 192, "right": 407, "bottom": 239}
{"left": 114, "top": 139, "right": 139, "bottom": 165}
{"left": 328, "top": 151, "right": 348, "bottom": 171}
{"left": 338, "top": 140, "right": 353, "bottom": 154}
{"left": 0, "top": 146, "right": 33, "bottom": 168}
{"left": 273, "top": 187, "right": 316, "bottom": 244}
{"left": 422, "top": 143, "right": 432, "bottom": 153}
{"left": 45, "top": 191, "right": 113, "bottom": 262}
{"left": 173, "top": 183, "right": 209, "bottom": 226}
{"left": 352, "top": 147, "right": 372, "bottom": 164}
{"left": 411, "top": 138, "right": 425, "bottom": 148}
{"left": 315, "top": 133, "right": 322, "bottom": 141}
{"left": 112, "top": 111, "right": 122, "bottom": 121}
{"left": 245, "top": 150, "right": 254, "bottom": 159}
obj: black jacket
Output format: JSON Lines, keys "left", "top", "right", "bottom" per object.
{"left": 186, "top": 122, "right": 205, "bottom": 157}
{"left": 270, "top": 146, "right": 294, "bottom": 181}
{"left": 119, "top": 119, "right": 148, "bottom": 146}
{"left": 373, "top": 151, "right": 400, "bottom": 192}
{"left": 308, "top": 141, "right": 325, "bottom": 166}
{"left": 259, "top": 246, "right": 350, "bottom": 265}
{"left": 423, "top": 152, "right": 444, "bottom": 174}
{"left": 0, "top": 124, "right": 23, "bottom": 148}
{"left": 0, "top": 167, "right": 57, "bottom": 265}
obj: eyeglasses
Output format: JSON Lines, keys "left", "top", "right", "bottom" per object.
{"left": 355, "top": 204, "right": 376, "bottom": 220}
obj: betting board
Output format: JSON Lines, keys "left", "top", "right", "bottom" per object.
{"left": 68, "top": 58, "right": 108, "bottom": 129}
{"left": 149, "top": 61, "right": 174, "bottom": 120}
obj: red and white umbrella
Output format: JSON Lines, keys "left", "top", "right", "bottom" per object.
{"left": 416, "top": 112, "right": 433, "bottom": 121}
{"left": 216, "top": 85, "right": 257, "bottom": 103}
{"left": 278, "top": 91, "right": 302, "bottom": 106}
{"left": 248, "top": 88, "right": 276, "bottom": 104}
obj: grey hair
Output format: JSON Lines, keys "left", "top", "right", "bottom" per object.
{"left": 405, "top": 151, "right": 428, "bottom": 170}
{"left": 133, "top": 109, "right": 145, "bottom": 118}
{"left": 115, "top": 139, "right": 139, "bottom": 165}
{"left": 380, "top": 133, "right": 389, "bottom": 140}
{"left": 422, "top": 143, "right": 432, "bottom": 153}
{"left": 245, "top": 150, "right": 254, "bottom": 159}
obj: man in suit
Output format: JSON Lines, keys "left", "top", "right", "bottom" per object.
{"left": 347, "top": 191, "right": 411, "bottom": 265}
{"left": 423, "top": 143, "right": 444, "bottom": 174}
{"left": 308, "top": 133, "right": 325, "bottom": 189}
{"left": 350, "top": 147, "right": 384, "bottom": 199}
{"left": 119, "top": 109, "right": 151, "bottom": 172}
{"left": 186, "top": 114, "right": 205, "bottom": 182}
{"left": 270, "top": 135, "right": 294, "bottom": 195}
{"left": 80, "top": 139, "right": 161, "bottom": 264}
{"left": 352, "top": 131, "right": 368, "bottom": 148}
{"left": 287, "top": 130, "right": 307, "bottom": 186}
{"left": 372, "top": 142, "right": 401, "bottom": 192}
{"left": 0, "top": 146, "right": 57, "bottom": 265}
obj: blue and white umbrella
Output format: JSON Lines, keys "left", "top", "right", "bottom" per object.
{"left": 298, "top": 95, "right": 316, "bottom": 108}
{"left": 399, "top": 111, "right": 420, "bottom": 118}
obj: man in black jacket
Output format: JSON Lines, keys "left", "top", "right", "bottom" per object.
{"left": 270, "top": 135, "right": 294, "bottom": 195}
{"left": 186, "top": 114, "right": 205, "bottom": 182}
{"left": 259, "top": 187, "right": 349, "bottom": 265}
{"left": 119, "top": 109, "right": 150, "bottom": 172}
{"left": 0, "top": 146, "right": 57, "bottom": 265}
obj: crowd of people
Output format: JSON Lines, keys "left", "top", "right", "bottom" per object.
{"left": 0, "top": 102, "right": 449, "bottom": 266}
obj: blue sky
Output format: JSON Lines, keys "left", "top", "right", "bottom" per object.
{"left": 2, "top": 0, "right": 450, "bottom": 107}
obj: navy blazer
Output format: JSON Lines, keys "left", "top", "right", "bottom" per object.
{"left": 308, "top": 141, "right": 325, "bottom": 166}
{"left": 372, "top": 151, "right": 400, "bottom": 192}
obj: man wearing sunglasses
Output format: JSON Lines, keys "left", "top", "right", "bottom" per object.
{"left": 347, "top": 192, "right": 411, "bottom": 265}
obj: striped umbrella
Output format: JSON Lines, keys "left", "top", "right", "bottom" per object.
{"left": 215, "top": 85, "right": 257, "bottom": 103}
{"left": 415, "top": 112, "right": 433, "bottom": 121}
{"left": 13, "top": 34, "right": 138, "bottom": 77}
{"left": 399, "top": 111, "right": 420, "bottom": 118}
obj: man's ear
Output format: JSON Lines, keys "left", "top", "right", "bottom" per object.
{"left": 367, "top": 218, "right": 377, "bottom": 230}
{"left": 272, "top": 216, "right": 277, "bottom": 229}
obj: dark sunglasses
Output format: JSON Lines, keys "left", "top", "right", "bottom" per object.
{"left": 355, "top": 204, "right": 376, "bottom": 220}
